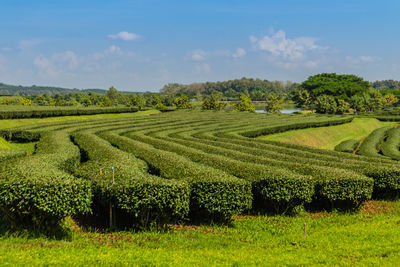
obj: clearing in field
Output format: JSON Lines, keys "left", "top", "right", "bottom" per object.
{"left": 258, "top": 117, "right": 398, "bottom": 150}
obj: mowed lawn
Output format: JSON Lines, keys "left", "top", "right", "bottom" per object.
{"left": 0, "top": 200, "right": 400, "bottom": 265}
{"left": 258, "top": 117, "right": 398, "bottom": 150}
{"left": 0, "top": 110, "right": 159, "bottom": 152}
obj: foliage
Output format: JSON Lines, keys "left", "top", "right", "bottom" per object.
{"left": 301, "top": 73, "right": 370, "bottom": 100}
{"left": 234, "top": 95, "right": 255, "bottom": 112}
{"left": 73, "top": 131, "right": 190, "bottom": 229}
{"left": 336, "top": 99, "right": 350, "bottom": 114}
{"left": 174, "top": 94, "right": 194, "bottom": 109}
{"left": 101, "top": 132, "right": 252, "bottom": 221}
{"left": 201, "top": 92, "right": 226, "bottom": 110}
{"left": 264, "top": 93, "right": 284, "bottom": 113}
{"left": 372, "top": 79, "right": 400, "bottom": 90}
{"left": 0, "top": 132, "right": 92, "bottom": 234}
{"left": 315, "top": 95, "right": 337, "bottom": 114}
{"left": 161, "top": 77, "right": 298, "bottom": 100}
{"left": 384, "top": 93, "right": 399, "bottom": 106}
{"left": 291, "top": 89, "right": 312, "bottom": 109}
{"left": 2, "top": 110, "right": 400, "bottom": 231}
{"left": 0, "top": 106, "right": 139, "bottom": 120}
{"left": 334, "top": 139, "right": 360, "bottom": 153}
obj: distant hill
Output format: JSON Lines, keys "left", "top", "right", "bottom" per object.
{"left": 0, "top": 83, "right": 138, "bottom": 96}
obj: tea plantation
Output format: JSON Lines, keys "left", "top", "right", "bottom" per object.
{"left": 1, "top": 111, "right": 400, "bottom": 229}
{"left": 1, "top": 110, "right": 400, "bottom": 265}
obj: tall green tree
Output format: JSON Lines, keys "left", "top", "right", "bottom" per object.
{"left": 201, "top": 92, "right": 226, "bottom": 110}
{"left": 265, "top": 93, "right": 284, "bottom": 113}
{"left": 174, "top": 94, "right": 193, "bottom": 109}
{"left": 300, "top": 73, "right": 370, "bottom": 100}
{"left": 315, "top": 95, "right": 337, "bottom": 114}
{"left": 234, "top": 95, "right": 255, "bottom": 112}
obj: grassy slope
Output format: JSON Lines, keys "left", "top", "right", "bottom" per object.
{"left": 0, "top": 110, "right": 159, "bottom": 152}
{"left": 0, "top": 201, "right": 399, "bottom": 265}
{"left": 258, "top": 117, "right": 398, "bottom": 150}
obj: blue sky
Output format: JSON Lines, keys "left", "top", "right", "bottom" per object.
{"left": 0, "top": 0, "right": 399, "bottom": 91}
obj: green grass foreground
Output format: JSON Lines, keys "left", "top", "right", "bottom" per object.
{"left": 258, "top": 118, "right": 398, "bottom": 150}
{"left": 0, "top": 200, "right": 399, "bottom": 266}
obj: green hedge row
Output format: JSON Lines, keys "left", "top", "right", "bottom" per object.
{"left": 334, "top": 139, "right": 360, "bottom": 153}
{"left": 100, "top": 131, "right": 252, "bottom": 221}
{"left": 71, "top": 131, "right": 190, "bottom": 228}
{"left": 0, "top": 131, "right": 92, "bottom": 233}
{"left": 380, "top": 127, "right": 400, "bottom": 160}
{"left": 357, "top": 127, "right": 392, "bottom": 158}
{"left": 240, "top": 117, "right": 354, "bottom": 138}
{"left": 159, "top": 132, "right": 373, "bottom": 209}
{"left": 189, "top": 131, "right": 400, "bottom": 198}
{"left": 122, "top": 131, "right": 314, "bottom": 214}
{"left": 0, "top": 106, "right": 139, "bottom": 119}
{"left": 0, "top": 149, "right": 26, "bottom": 162}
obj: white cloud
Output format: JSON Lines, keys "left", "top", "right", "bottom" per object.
{"left": 34, "top": 55, "right": 57, "bottom": 76}
{"left": 345, "top": 55, "right": 380, "bottom": 64}
{"left": 108, "top": 31, "right": 141, "bottom": 41}
{"left": 195, "top": 63, "right": 210, "bottom": 73}
{"left": 191, "top": 49, "right": 206, "bottom": 61}
{"left": 107, "top": 45, "right": 122, "bottom": 55}
{"left": 233, "top": 48, "right": 246, "bottom": 58}
{"left": 250, "top": 30, "right": 322, "bottom": 61}
{"left": 18, "top": 39, "right": 43, "bottom": 50}
{"left": 34, "top": 51, "right": 79, "bottom": 76}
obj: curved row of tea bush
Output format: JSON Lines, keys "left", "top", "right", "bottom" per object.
{"left": 0, "top": 106, "right": 139, "bottom": 119}
{"left": 334, "top": 140, "right": 360, "bottom": 153}
{"left": 0, "top": 131, "right": 92, "bottom": 233}
{"left": 121, "top": 122, "right": 373, "bottom": 209}
{"left": 99, "top": 131, "right": 253, "bottom": 221}
{"left": 71, "top": 130, "right": 190, "bottom": 228}
{"left": 0, "top": 149, "right": 26, "bottom": 162}
{"left": 357, "top": 127, "right": 392, "bottom": 158}
{"left": 184, "top": 126, "right": 400, "bottom": 198}
{"left": 2, "top": 110, "right": 400, "bottom": 231}
{"left": 380, "top": 127, "right": 400, "bottom": 161}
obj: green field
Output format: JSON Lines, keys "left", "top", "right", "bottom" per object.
{"left": 1, "top": 110, "right": 400, "bottom": 265}
{"left": 1, "top": 200, "right": 400, "bottom": 265}
{"left": 258, "top": 117, "right": 398, "bottom": 150}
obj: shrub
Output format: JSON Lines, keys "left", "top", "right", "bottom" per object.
{"left": 72, "top": 131, "right": 189, "bottom": 228}
{"left": 100, "top": 132, "right": 252, "bottom": 221}
{"left": 0, "top": 131, "right": 92, "bottom": 234}
{"left": 334, "top": 139, "right": 360, "bottom": 153}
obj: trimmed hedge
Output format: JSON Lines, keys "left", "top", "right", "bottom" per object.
{"left": 99, "top": 131, "right": 252, "bottom": 221}
{"left": 72, "top": 131, "right": 190, "bottom": 228}
{"left": 123, "top": 132, "right": 314, "bottom": 214}
{"left": 380, "top": 127, "right": 400, "bottom": 160}
{"left": 0, "top": 106, "right": 139, "bottom": 119}
{"left": 334, "top": 139, "right": 360, "bottom": 153}
{"left": 189, "top": 130, "right": 400, "bottom": 199}
{"left": 0, "top": 131, "right": 92, "bottom": 233}
{"left": 357, "top": 127, "right": 392, "bottom": 158}
{"left": 0, "top": 149, "right": 26, "bottom": 162}
{"left": 240, "top": 117, "right": 354, "bottom": 138}
{"left": 159, "top": 132, "right": 373, "bottom": 209}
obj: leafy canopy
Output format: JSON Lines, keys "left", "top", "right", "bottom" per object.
{"left": 301, "top": 73, "right": 370, "bottom": 100}
{"left": 234, "top": 95, "right": 255, "bottom": 112}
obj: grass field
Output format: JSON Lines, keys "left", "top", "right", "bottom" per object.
{"left": 258, "top": 117, "right": 398, "bottom": 150}
{"left": 0, "top": 200, "right": 399, "bottom": 266}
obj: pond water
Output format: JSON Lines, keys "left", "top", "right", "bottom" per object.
{"left": 255, "top": 109, "right": 302, "bottom": 114}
